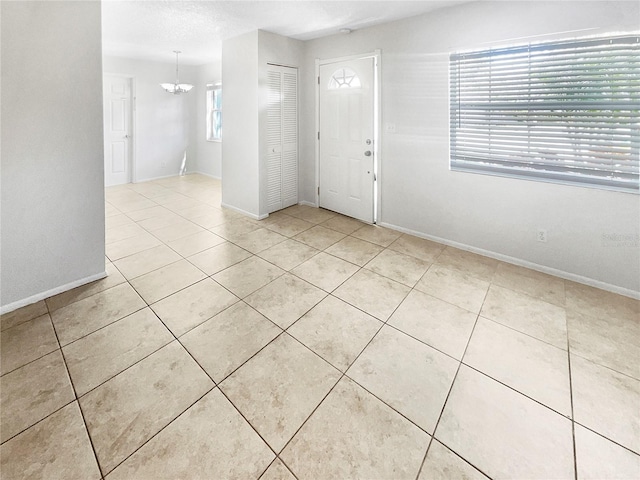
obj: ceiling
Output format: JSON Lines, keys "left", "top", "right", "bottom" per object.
{"left": 102, "top": 0, "right": 470, "bottom": 65}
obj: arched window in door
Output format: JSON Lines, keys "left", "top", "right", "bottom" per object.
{"left": 328, "top": 68, "right": 361, "bottom": 89}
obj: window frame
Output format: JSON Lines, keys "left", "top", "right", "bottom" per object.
{"left": 206, "top": 83, "right": 222, "bottom": 142}
{"left": 449, "top": 34, "right": 640, "bottom": 193}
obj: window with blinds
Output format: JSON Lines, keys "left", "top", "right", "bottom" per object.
{"left": 449, "top": 35, "right": 639, "bottom": 193}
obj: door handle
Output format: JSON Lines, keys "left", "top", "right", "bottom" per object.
{"left": 124, "top": 134, "right": 130, "bottom": 139}
{"left": 364, "top": 151, "right": 372, "bottom": 156}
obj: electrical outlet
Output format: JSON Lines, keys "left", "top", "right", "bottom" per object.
{"left": 537, "top": 229, "right": 548, "bottom": 243}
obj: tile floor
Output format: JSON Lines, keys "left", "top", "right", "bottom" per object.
{"left": 1, "top": 173, "right": 639, "bottom": 479}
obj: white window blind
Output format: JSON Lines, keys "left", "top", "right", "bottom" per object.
{"left": 450, "top": 35, "right": 640, "bottom": 192}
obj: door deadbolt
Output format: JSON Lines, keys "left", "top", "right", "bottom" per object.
{"left": 364, "top": 151, "right": 372, "bottom": 156}
{"left": 366, "top": 139, "right": 372, "bottom": 145}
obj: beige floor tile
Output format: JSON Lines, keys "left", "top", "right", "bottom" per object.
{"left": 105, "top": 203, "right": 121, "bottom": 217}
{"left": 233, "top": 228, "right": 288, "bottom": 254}
{"left": 135, "top": 211, "right": 184, "bottom": 231}
{"left": 213, "top": 256, "right": 284, "bottom": 298}
{"left": 435, "top": 365, "right": 574, "bottom": 479}
{"left": 388, "top": 234, "right": 445, "bottom": 263}
{"left": 574, "top": 424, "right": 640, "bottom": 480}
{"left": 181, "top": 302, "right": 281, "bottom": 382}
{"left": 80, "top": 342, "right": 213, "bottom": 475}
{"left": 260, "top": 213, "right": 314, "bottom": 237}
{"left": 113, "top": 244, "right": 181, "bottom": 280}
{"left": 245, "top": 274, "right": 326, "bottom": 329}
{"left": 571, "top": 354, "right": 640, "bottom": 454}
{"left": 0, "top": 402, "right": 101, "bottom": 480}
{"left": 419, "top": 440, "right": 489, "bottom": 480}
{"left": 566, "top": 281, "right": 639, "bottom": 324}
{"left": 105, "top": 223, "right": 146, "bottom": 245}
{"left": 334, "top": 269, "right": 410, "bottom": 321}
{"left": 187, "top": 242, "right": 252, "bottom": 275}
{"left": 46, "top": 263, "right": 126, "bottom": 312}
{"left": 288, "top": 296, "right": 382, "bottom": 371}
{"left": 0, "top": 300, "right": 48, "bottom": 331}
{"left": 351, "top": 224, "right": 402, "bottom": 247}
{"left": 130, "top": 259, "right": 206, "bottom": 304}
{"left": 325, "top": 236, "right": 383, "bottom": 266}
{"left": 127, "top": 182, "right": 171, "bottom": 199}
{"left": 187, "top": 206, "right": 240, "bottom": 228}
{"left": 115, "top": 197, "right": 157, "bottom": 213}
{"left": 220, "top": 334, "right": 341, "bottom": 452}
{"left": 63, "top": 308, "right": 173, "bottom": 396}
{"left": 291, "top": 252, "right": 359, "bottom": 292}
{"left": 151, "top": 278, "right": 238, "bottom": 337}
{"left": 257, "top": 239, "right": 319, "bottom": 271}
{"left": 105, "top": 232, "right": 162, "bottom": 261}
{"left": 493, "top": 262, "right": 565, "bottom": 306}
{"left": 0, "top": 350, "right": 75, "bottom": 443}
{"left": 480, "top": 285, "right": 567, "bottom": 349}
{"left": 105, "top": 213, "right": 135, "bottom": 229}
{"left": 210, "top": 218, "right": 262, "bottom": 241}
{"left": 175, "top": 204, "right": 221, "bottom": 221}
{"left": 51, "top": 283, "right": 146, "bottom": 346}
{"left": 568, "top": 309, "right": 640, "bottom": 380}
{"left": 293, "top": 225, "right": 346, "bottom": 250}
{"left": 106, "top": 389, "right": 274, "bottom": 480}
{"left": 348, "top": 326, "right": 458, "bottom": 432}
{"left": 281, "top": 376, "right": 429, "bottom": 479}
{"left": 283, "top": 205, "right": 336, "bottom": 224}
{"left": 388, "top": 290, "right": 477, "bottom": 360}
{"left": 166, "top": 230, "right": 225, "bottom": 257}
{"left": 261, "top": 458, "right": 296, "bottom": 480}
{"left": 464, "top": 317, "right": 571, "bottom": 416}
{"left": 416, "top": 265, "right": 490, "bottom": 314}
{"left": 1, "top": 314, "right": 58, "bottom": 375}
{"left": 124, "top": 205, "right": 172, "bottom": 222}
{"left": 435, "top": 246, "right": 498, "bottom": 282}
{"left": 320, "top": 214, "right": 366, "bottom": 235}
{"left": 149, "top": 220, "right": 205, "bottom": 243}
{"left": 365, "top": 248, "right": 430, "bottom": 287}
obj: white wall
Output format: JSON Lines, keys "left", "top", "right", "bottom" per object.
{"left": 1, "top": 1, "right": 106, "bottom": 311}
{"left": 300, "top": 1, "right": 640, "bottom": 295}
{"left": 102, "top": 56, "right": 198, "bottom": 182}
{"left": 221, "top": 30, "right": 260, "bottom": 216}
{"left": 258, "top": 31, "right": 304, "bottom": 217}
{"left": 196, "top": 61, "right": 222, "bottom": 178}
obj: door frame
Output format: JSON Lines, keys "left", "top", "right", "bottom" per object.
{"left": 315, "top": 49, "right": 381, "bottom": 223}
{"left": 103, "top": 73, "right": 137, "bottom": 184}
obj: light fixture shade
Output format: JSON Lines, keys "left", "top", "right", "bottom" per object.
{"left": 160, "top": 51, "right": 193, "bottom": 95}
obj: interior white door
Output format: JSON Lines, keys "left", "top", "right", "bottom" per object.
{"left": 319, "top": 57, "right": 375, "bottom": 223}
{"left": 266, "top": 65, "right": 298, "bottom": 213}
{"left": 103, "top": 75, "right": 132, "bottom": 186}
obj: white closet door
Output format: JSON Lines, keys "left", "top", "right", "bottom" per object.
{"left": 266, "top": 65, "right": 298, "bottom": 214}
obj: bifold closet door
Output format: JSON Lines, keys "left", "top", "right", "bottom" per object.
{"left": 266, "top": 65, "right": 298, "bottom": 213}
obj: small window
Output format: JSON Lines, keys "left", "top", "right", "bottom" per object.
{"left": 449, "top": 34, "right": 639, "bottom": 193}
{"left": 328, "top": 68, "right": 361, "bottom": 89}
{"left": 206, "top": 84, "right": 222, "bottom": 141}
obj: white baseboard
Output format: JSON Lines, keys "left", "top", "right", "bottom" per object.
{"left": 0, "top": 271, "right": 107, "bottom": 315}
{"left": 379, "top": 221, "right": 640, "bottom": 300}
{"left": 133, "top": 173, "right": 180, "bottom": 183}
{"left": 299, "top": 200, "right": 318, "bottom": 208}
{"left": 194, "top": 171, "right": 221, "bottom": 180}
{"left": 220, "top": 202, "right": 268, "bottom": 220}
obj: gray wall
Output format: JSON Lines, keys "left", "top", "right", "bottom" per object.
{"left": 300, "top": 1, "right": 639, "bottom": 294}
{"left": 1, "top": 1, "right": 106, "bottom": 311}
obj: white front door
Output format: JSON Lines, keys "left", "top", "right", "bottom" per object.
{"left": 319, "top": 57, "right": 375, "bottom": 223}
{"left": 103, "top": 75, "right": 132, "bottom": 186}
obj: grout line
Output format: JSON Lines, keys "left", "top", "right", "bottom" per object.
{"left": 567, "top": 331, "right": 579, "bottom": 480}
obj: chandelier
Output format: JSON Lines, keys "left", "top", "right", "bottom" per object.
{"left": 160, "top": 51, "right": 193, "bottom": 94}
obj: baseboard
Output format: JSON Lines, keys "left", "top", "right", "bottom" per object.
{"left": 133, "top": 173, "right": 180, "bottom": 183}
{"left": 299, "top": 200, "right": 318, "bottom": 208}
{"left": 379, "top": 221, "right": 640, "bottom": 300}
{"left": 220, "top": 202, "right": 268, "bottom": 220}
{"left": 0, "top": 271, "right": 107, "bottom": 315}
{"left": 192, "top": 171, "right": 221, "bottom": 180}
